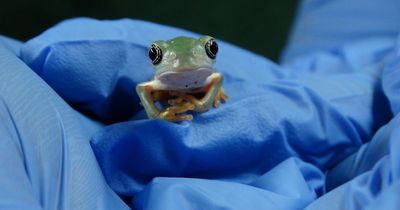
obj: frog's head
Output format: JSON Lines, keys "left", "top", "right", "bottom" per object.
{"left": 148, "top": 36, "right": 218, "bottom": 91}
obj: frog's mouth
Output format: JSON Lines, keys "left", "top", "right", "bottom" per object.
{"left": 154, "top": 67, "right": 214, "bottom": 91}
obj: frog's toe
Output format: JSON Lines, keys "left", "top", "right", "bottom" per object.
{"left": 213, "top": 98, "right": 221, "bottom": 108}
{"left": 221, "top": 93, "right": 228, "bottom": 102}
{"left": 185, "top": 103, "right": 196, "bottom": 111}
{"left": 176, "top": 114, "right": 193, "bottom": 121}
{"left": 160, "top": 113, "right": 193, "bottom": 122}
{"left": 168, "top": 98, "right": 184, "bottom": 106}
{"left": 219, "top": 88, "right": 228, "bottom": 102}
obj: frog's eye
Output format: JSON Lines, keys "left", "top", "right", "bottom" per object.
{"left": 205, "top": 38, "right": 218, "bottom": 59}
{"left": 149, "top": 44, "right": 162, "bottom": 65}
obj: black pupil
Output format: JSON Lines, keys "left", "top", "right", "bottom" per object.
{"left": 210, "top": 40, "right": 218, "bottom": 55}
{"left": 149, "top": 47, "right": 157, "bottom": 61}
{"left": 206, "top": 39, "right": 218, "bottom": 59}
{"left": 149, "top": 44, "right": 162, "bottom": 65}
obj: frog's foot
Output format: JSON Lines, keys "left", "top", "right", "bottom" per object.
{"left": 167, "top": 93, "right": 200, "bottom": 108}
{"left": 167, "top": 97, "right": 185, "bottom": 106}
{"left": 158, "top": 102, "right": 195, "bottom": 122}
{"left": 177, "top": 94, "right": 208, "bottom": 112}
{"left": 213, "top": 88, "right": 228, "bottom": 108}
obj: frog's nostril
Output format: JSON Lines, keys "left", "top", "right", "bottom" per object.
{"left": 185, "top": 84, "right": 189, "bottom": 88}
{"left": 194, "top": 81, "right": 198, "bottom": 84}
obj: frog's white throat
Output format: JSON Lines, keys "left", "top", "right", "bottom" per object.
{"left": 153, "top": 68, "right": 214, "bottom": 91}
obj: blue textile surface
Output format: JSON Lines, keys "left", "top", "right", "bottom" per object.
{"left": 0, "top": 41, "right": 129, "bottom": 209}
{"left": 0, "top": 0, "right": 399, "bottom": 209}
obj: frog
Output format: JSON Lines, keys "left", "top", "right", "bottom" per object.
{"left": 136, "top": 35, "right": 228, "bottom": 122}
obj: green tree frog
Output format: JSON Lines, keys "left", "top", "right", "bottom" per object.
{"left": 136, "top": 36, "right": 227, "bottom": 122}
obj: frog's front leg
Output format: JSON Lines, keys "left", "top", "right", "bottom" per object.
{"left": 182, "top": 72, "right": 227, "bottom": 112}
{"left": 136, "top": 82, "right": 193, "bottom": 121}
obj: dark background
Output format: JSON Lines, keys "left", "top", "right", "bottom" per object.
{"left": 0, "top": 0, "right": 298, "bottom": 61}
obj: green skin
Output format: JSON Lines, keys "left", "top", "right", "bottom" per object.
{"left": 136, "top": 36, "right": 227, "bottom": 122}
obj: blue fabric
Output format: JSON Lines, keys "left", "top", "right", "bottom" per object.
{"left": 0, "top": 0, "right": 399, "bottom": 209}
{"left": 382, "top": 37, "right": 400, "bottom": 116}
{"left": 0, "top": 35, "right": 22, "bottom": 55}
{"left": 305, "top": 32, "right": 400, "bottom": 210}
{"left": 0, "top": 43, "right": 128, "bottom": 209}
{"left": 281, "top": 0, "right": 400, "bottom": 64}
{"left": 306, "top": 113, "right": 400, "bottom": 210}
{"left": 133, "top": 158, "right": 321, "bottom": 210}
